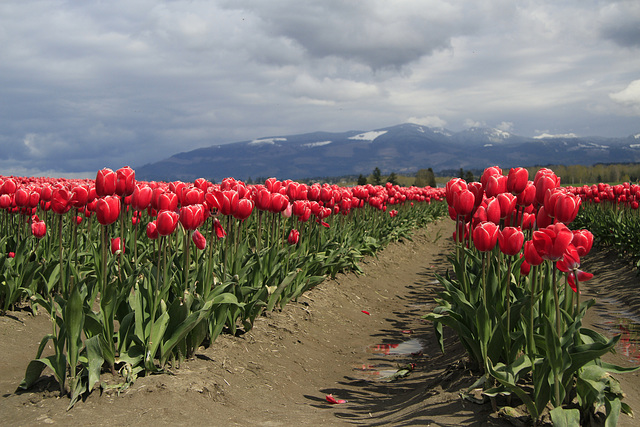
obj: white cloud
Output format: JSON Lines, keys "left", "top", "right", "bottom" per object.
{"left": 610, "top": 80, "right": 640, "bottom": 114}
{"left": 496, "top": 121, "right": 514, "bottom": 132}
{"left": 406, "top": 116, "right": 447, "bottom": 128}
{"left": 533, "top": 132, "right": 578, "bottom": 139}
{"left": 464, "top": 119, "right": 486, "bottom": 129}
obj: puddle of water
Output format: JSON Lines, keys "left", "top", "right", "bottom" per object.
{"left": 366, "top": 338, "right": 424, "bottom": 356}
{"left": 352, "top": 363, "right": 398, "bottom": 381}
{"left": 594, "top": 297, "right": 640, "bottom": 365}
{"left": 352, "top": 363, "right": 415, "bottom": 381}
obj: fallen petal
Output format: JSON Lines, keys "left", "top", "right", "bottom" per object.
{"left": 326, "top": 394, "right": 347, "bottom": 404}
{"left": 361, "top": 310, "right": 371, "bottom": 315}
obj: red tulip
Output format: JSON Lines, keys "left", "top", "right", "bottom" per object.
{"left": 472, "top": 221, "right": 499, "bottom": 252}
{"left": 270, "top": 193, "right": 289, "bottom": 213}
{"left": 31, "top": 217, "right": 46, "bottom": 239}
{"left": 523, "top": 240, "right": 543, "bottom": 266}
{"left": 571, "top": 230, "right": 593, "bottom": 257}
{"left": 115, "top": 166, "right": 136, "bottom": 196}
{"left": 520, "top": 256, "right": 531, "bottom": 276}
{"left": 191, "top": 230, "right": 206, "bottom": 250}
{"left": 497, "top": 192, "right": 516, "bottom": 219}
{"left": 1, "top": 178, "right": 17, "bottom": 195}
{"left": 0, "top": 194, "right": 11, "bottom": 209}
{"left": 206, "top": 190, "right": 237, "bottom": 216}
{"left": 51, "top": 187, "right": 73, "bottom": 214}
{"left": 507, "top": 167, "right": 528, "bottom": 195}
{"left": 484, "top": 174, "right": 507, "bottom": 198}
{"left": 111, "top": 237, "right": 124, "bottom": 255}
{"left": 96, "top": 196, "right": 121, "bottom": 225}
{"left": 485, "top": 197, "right": 501, "bottom": 224}
{"left": 181, "top": 187, "right": 204, "bottom": 206}
{"left": 535, "top": 205, "right": 553, "bottom": 229}
{"left": 480, "top": 166, "right": 502, "bottom": 189}
{"left": 96, "top": 168, "right": 117, "bottom": 197}
{"left": 534, "top": 171, "right": 559, "bottom": 206}
{"left": 453, "top": 189, "right": 475, "bottom": 217}
{"left": 179, "top": 204, "right": 205, "bottom": 230}
{"left": 213, "top": 218, "right": 226, "bottom": 239}
{"left": 556, "top": 244, "right": 593, "bottom": 292}
{"left": 146, "top": 221, "right": 159, "bottom": 240}
{"left": 498, "top": 227, "right": 524, "bottom": 256}
{"left": 157, "top": 192, "right": 179, "bottom": 212}
{"left": 70, "top": 185, "right": 89, "bottom": 208}
{"left": 132, "top": 184, "right": 152, "bottom": 211}
{"left": 288, "top": 229, "right": 300, "bottom": 245}
{"left": 14, "top": 188, "right": 28, "bottom": 207}
{"left": 255, "top": 188, "right": 272, "bottom": 211}
{"left": 532, "top": 223, "right": 573, "bottom": 261}
{"left": 468, "top": 182, "right": 484, "bottom": 208}
{"left": 553, "top": 192, "right": 581, "bottom": 224}
{"left": 516, "top": 182, "right": 536, "bottom": 207}
{"left": 156, "top": 210, "right": 179, "bottom": 236}
{"left": 234, "top": 198, "right": 254, "bottom": 221}
{"left": 445, "top": 178, "right": 467, "bottom": 206}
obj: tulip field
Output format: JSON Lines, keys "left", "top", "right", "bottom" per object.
{"left": 428, "top": 166, "right": 639, "bottom": 425}
{"left": 3, "top": 164, "right": 640, "bottom": 425}
{"left": 0, "top": 167, "right": 446, "bottom": 408}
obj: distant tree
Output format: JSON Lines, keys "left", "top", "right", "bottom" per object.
{"left": 459, "top": 168, "right": 465, "bottom": 179}
{"left": 464, "top": 170, "right": 474, "bottom": 183}
{"left": 387, "top": 172, "right": 399, "bottom": 185}
{"left": 427, "top": 168, "right": 437, "bottom": 187}
{"left": 371, "top": 167, "right": 382, "bottom": 185}
{"left": 246, "top": 176, "right": 254, "bottom": 184}
{"left": 414, "top": 168, "right": 436, "bottom": 187}
{"left": 357, "top": 174, "right": 368, "bottom": 185}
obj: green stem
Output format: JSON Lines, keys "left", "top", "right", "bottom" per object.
{"left": 552, "top": 265, "right": 561, "bottom": 406}
{"left": 59, "top": 214, "right": 65, "bottom": 296}
{"left": 506, "top": 256, "right": 512, "bottom": 363}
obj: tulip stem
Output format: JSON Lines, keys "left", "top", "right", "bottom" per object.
{"left": 184, "top": 230, "right": 191, "bottom": 295}
{"left": 528, "top": 264, "right": 538, "bottom": 369}
{"left": 506, "top": 256, "right": 512, "bottom": 363}
{"left": 552, "top": 265, "right": 561, "bottom": 406}
{"left": 58, "top": 214, "right": 65, "bottom": 296}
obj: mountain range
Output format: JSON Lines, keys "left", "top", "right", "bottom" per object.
{"left": 135, "top": 123, "right": 640, "bottom": 182}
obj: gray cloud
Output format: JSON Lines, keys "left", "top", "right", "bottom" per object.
{"left": 599, "top": 1, "right": 640, "bottom": 48}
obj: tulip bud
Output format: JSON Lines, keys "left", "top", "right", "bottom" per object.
{"left": 111, "top": 237, "right": 124, "bottom": 255}
{"left": 191, "top": 230, "right": 207, "bottom": 250}
{"left": 288, "top": 229, "right": 300, "bottom": 245}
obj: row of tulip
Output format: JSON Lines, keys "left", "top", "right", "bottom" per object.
{"left": 566, "top": 182, "right": 640, "bottom": 271}
{"left": 426, "top": 166, "right": 635, "bottom": 425}
{"left": 0, "top": 167, "right": 446, "bottom": 408}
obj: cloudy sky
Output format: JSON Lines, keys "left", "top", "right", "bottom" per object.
{"left": 1, "top": 0, "right": 639, "bottom": 177}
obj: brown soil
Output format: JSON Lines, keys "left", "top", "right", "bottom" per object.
{"left": 1, "top": 220, "right": 639, "bottom": 426}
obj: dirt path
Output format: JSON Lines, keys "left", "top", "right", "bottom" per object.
{"left": 1, "top": 219, "right": 640, "bottom": 426}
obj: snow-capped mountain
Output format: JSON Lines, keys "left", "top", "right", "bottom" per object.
{"left": 135, "top": 123, "right": 640, "bottom": 182}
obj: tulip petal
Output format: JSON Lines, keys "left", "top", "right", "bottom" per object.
{"left": 326, "top": 394, "right": 347, "bottom": 404}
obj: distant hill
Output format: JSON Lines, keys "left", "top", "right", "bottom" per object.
{"left": 135, "top": 123, "right": 640, "bottom": 182}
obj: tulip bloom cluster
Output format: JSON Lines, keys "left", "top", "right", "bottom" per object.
{"left": 428, "top": 166, "right": 632, "bottom": 424}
